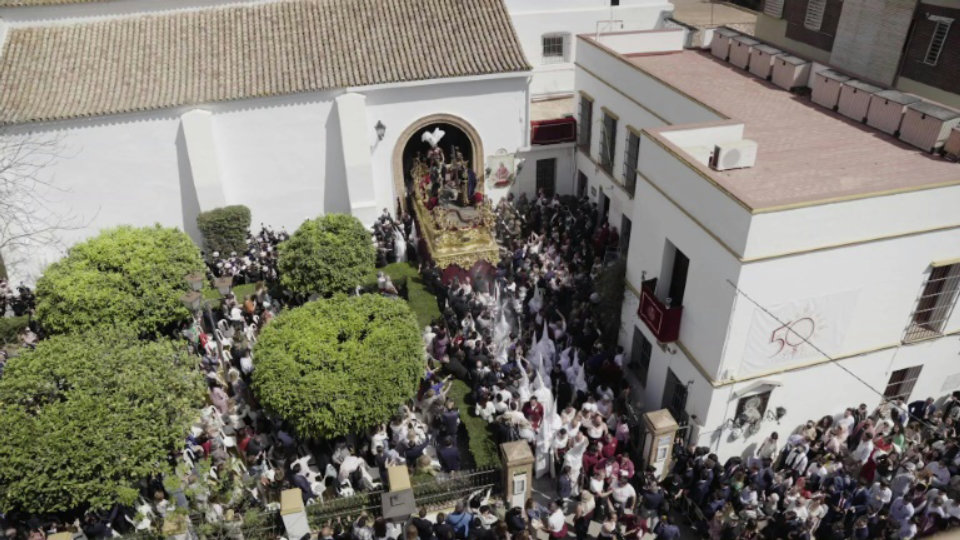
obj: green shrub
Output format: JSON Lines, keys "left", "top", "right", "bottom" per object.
{"left": 278, "top": 214, "right": 375, "bottom": 297}
{"left": 252, "top": 294, "right": 423, "bottom": 440}
{"left": 0, "top": 329, "right": 204, "bottom": 514}
{"left": 35, "top": 225, "right": 204, "bottom": 337}
{"left": 0, "top": 315, "right": 28, "bottom": 346}
{"left": 196, "top": 205, "right": 252, "bottom": 259}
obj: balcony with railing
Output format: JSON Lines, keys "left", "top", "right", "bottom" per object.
{"left": 638, "top": 277, "right": 683, "bottom": 343}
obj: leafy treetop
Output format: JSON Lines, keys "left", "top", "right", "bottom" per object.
{"left": 278, "top": 214, "right": 375, "bottom": 297}
{"left": 35, "top": 225, "right": 204, "bottom": 336}
{"left": 0, "top": 330, "right": 204, "bottom": 514}
{"left": 252, "top": 294, "right": 423, "bottom": 440}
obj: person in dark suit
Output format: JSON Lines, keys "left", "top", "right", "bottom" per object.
{"left": 438, "top": 437, "right": 461, "bottom": 472}
{"left": 440, "top": 401, "right": 461, "bottom": 437}
{"left": 411, "top": 509, "right": 435, "bottom": 540}
{"left": 433, "top": 513, "right": 455, "bottom": 540}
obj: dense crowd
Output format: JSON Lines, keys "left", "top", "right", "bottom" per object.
{"left": 5, "top": 190, "right": 960, "bottom": 540}
{"left": 204, "top": 225, "right": 288, "bottom": 284}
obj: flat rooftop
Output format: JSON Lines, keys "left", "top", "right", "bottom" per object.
{"left": 628, "top": 50, "right": 960, "bottom": 210}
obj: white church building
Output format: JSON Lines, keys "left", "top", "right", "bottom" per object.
{"left": 0, "top": 0, "right": 675, "bottom": 282}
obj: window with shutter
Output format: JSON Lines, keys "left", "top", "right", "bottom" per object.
{"left": 924, "top": 19, "right": 952, "bottom": 66}
{"left": 763, "top": 0, "right": 784, "bottom": 19}
{"left": 622, "top": 130, "right": 640, "bottom": 197}
{"left": 804, "top": 0, "right": 826, "bottom": 31}
{"left": 578, "top": 95, "right": 594, "bottom": 152}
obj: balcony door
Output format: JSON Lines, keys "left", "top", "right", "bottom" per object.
{"left": 657, "top": 240, "right": 689, "bottom": 307}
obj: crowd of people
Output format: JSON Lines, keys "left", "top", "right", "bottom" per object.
{"left": 0, "top": 279, "right": 34, "bottom": 318}
{"left": 204, "top": 225, "right": 288, "bottom": 284}
{"left": 6, "top": 188, "right": 960, "bottom": 540}
{"left": 661, "top": 393, "right": 960, "bottom": 539}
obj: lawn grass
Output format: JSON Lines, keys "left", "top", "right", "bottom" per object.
{"left": 367, "top": 263, "right": 499, "bottom": 469}
{"left": 366, "top": 262, "right": 441, "bottom": 329}
{"left": 448, "top": 379, "right": 501, "bottom": 469}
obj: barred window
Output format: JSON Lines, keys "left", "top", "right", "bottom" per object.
{"left": 542, "top": 35, "right": 566, "bottom": 64}
{"left": 578, "top": 95, "right": 594, "bottom": 151}
{"left": 884, "top": 366, "right": 923, "bottom": 402}
{"left": 622, "top": 130, "right": 640, "bottom": 196}
{"left": 904, "top": 262, "right": 960, "bottom": 342}
{"left": 924, "top": 18, "right": 952, "bottom": 66}
{"left": 599, "top": 112, "right": 617, "bottom": 174}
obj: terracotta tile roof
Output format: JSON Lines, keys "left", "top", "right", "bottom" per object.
{"left": 0, "top": 0, "right": 104, "bottom": 5}
{"left": 0, "top": 0, "right": 531, "bottom": 124}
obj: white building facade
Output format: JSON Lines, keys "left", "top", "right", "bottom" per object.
{"left": 503, "top": 0, "right": 673, "bottom": 98}
{"left": 0, "top": 0, "right": 537, "bottom": 281}
{"left": 573, "top": 30, "right": 960, "bottom": 459}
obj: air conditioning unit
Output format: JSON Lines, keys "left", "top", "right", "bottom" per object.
{"left": 711, "top": 140, "right": 758, "bottom": 171}
{"left": 684, "top": 145, "right": 714, "bottom": 166}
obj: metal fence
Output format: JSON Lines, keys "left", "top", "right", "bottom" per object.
{"left": 305, "top": 468, "right": 500, "bottom": 528}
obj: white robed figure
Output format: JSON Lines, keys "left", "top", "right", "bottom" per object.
{"left": 393, "top": 227, "right": 407, "bottom": 262}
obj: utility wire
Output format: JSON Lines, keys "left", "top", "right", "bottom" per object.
{"left": 724, "top": 279, "right": 941, "bottom": 431}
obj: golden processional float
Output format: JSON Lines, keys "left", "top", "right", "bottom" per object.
{"left": 409, "top": 128, "right": 499, "bottom": 270}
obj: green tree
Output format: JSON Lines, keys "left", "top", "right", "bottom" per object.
{"left": 0, "top": 330, "right": 204, "bottom": 514}
{"left": 252, "top": 294, "right": 423, "bottom": 439}
{"left": 35, "top": 225, "right": 204, "bottom": 336}
{"left": 196, "top": 205, "right": 252, "bottom": 260}
{"left": 278, "top": 214, "right": 375, "bottom": 297}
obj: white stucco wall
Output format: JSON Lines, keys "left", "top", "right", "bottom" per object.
{"left": 1, "top": 74, "right": 531, "bottom": 283}
{"left": 505, "top": 0, "right": 674, "bottom": 97}
{"left": 515, "top": 143, "right": 578, "bottom": 198}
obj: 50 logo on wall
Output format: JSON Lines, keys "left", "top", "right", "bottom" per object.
{"left": 742, "top": 290, "right": 860, "bottom": 375}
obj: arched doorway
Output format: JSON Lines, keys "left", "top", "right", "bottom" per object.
{"left": 392, "top": 114, "right": 484, "bottom": 212}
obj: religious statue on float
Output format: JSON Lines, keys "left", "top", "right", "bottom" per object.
{"left": 411, "top": 127, "right": 481, "bottom": 211}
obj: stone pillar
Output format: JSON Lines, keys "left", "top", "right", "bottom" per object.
{"left": 641, "top": 409, "right": 679, "bottom": 481}
{"left": 280, "top": 488, "right": 311, "bottom": 540}
{"left": 500, "top": 441, "right": 534, "bottom": 509}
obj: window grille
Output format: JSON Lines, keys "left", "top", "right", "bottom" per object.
{"left": 542, "top": 35, "right": 565, "bottom": 65}
{"left": 904, "top": 262, "right": 960, "bottom": 342}
{"left": 599, "top": 112, "right": 617, "bottom": 174}
{"left": 924, "top": 19, "right": 952, "bottom": 66}
{"left": 884, "top": 366, "right": 923, "bottom": 402}
{"left": 578, "top": 96, "right": 594, "bottom": 151}
{"left": 622, "top": 130, "right": 640, "bottom": 196}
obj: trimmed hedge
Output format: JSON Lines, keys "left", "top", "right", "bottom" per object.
{"left": 35, "top": 225, "right": 205, "bottom": 337}
{"left": 252, "top": 294, "right": 423, "bottom": 440}
{"left": 0, "top": 329, "right": 204, "bottom": 513}
{"left": 278, "top": 214, "right": 375, "bottom": 297}
{"left": 196, "top": 205, "right": 252, "bottom": 259}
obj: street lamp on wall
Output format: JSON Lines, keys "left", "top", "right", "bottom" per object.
{"left": 375, "top": 121, "right": 386, "bottom": 141}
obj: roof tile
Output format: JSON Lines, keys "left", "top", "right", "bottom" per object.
{"left": 0, "top": 0, "right": 530, "bottom": 124}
